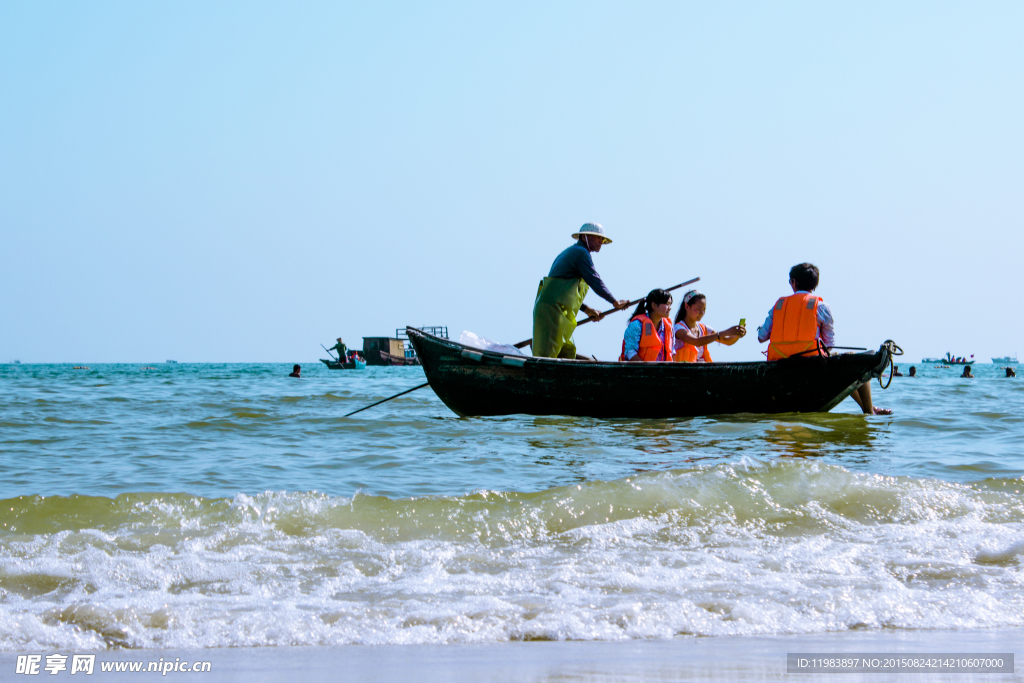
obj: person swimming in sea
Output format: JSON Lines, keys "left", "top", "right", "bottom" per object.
{"left": 289, "top": 364, "right": 301, "bottom": 378}
{"left": 961, "top": 366, "right": 973, "bottom": 378}
{"left": 908, "top": 366, "right": 917, "bottom": 377}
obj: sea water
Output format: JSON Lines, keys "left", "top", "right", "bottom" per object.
{"left": 1, "top": 362, "right": 1022, "bottom": 650}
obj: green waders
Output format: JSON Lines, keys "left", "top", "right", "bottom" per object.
{"left": 532, "top": 277, "right": 589, "bottom": 358}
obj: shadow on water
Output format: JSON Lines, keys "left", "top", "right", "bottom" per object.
{"left": 756, "top": 413, "right": 879, "bottom": 462}
{"left": 605, "top": 412, "right": 880, "bottom": 457}
{"left": 512, "top": 411, "right": 886, "bottom": 483}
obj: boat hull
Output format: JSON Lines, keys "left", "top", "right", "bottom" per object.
{"left": 378, "top": 351, "right": 422, "bottom": 366}
{"left": 320, "top": 358, "right": 366, "bottom": 370}
{"left": 407, "top": 328, "right": 891, "bottom": 418}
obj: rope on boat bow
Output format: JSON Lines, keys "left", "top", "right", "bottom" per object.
{"left": 879, "top": 340, "right": 904, "bottom": 389}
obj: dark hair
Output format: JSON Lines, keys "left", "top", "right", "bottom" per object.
{"left": 674, "top": 293, "right": 706, "bottom": 324}
{"left": 292, "top": 364, "right": 301, "bottom": 372}
{"left": 632, "top": 288, "right": 672, "bottom": 318}
{"left": 789, "top": 263, "right": 819, "bottom": 291}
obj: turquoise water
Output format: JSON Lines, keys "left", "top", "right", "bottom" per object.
{"left": 2, "top": 362, "right": 1021, "bottom": 498}
{"left": 1, "top": 361, "right": 1023, "bottom": 649}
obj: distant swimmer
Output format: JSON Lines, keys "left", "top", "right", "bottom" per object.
{"left": 757, "top": 263, "right": 891, "bottom": 415}
{"left": 1007, "top": 367, "right": 1017, "bottom": 378}
{"left": 961, "top": 366, "right": 973, "bottom": 378}
{"left": 289, "top": 364, "right": 301, "bottom": 378}
{"left": 908, "top": 366, "right": 917, "bottom": 377}
{"left": 533, "top": 223, "right": 628, "bottom": 359}
{"left": 893, "top": 365, "right": 904, "bottom": 377}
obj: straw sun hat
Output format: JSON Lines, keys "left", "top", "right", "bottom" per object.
{"left": 571, "top": 222, "right": 612, "bottom": 244}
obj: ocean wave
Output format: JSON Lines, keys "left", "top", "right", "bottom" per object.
{"left": 1, "top": 460, "right": 1023, "bottom": 650}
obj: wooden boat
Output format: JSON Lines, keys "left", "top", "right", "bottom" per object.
{"left": 922, "top": 355, "right": 974, "bottom": 365}
{"left": 320, "top": 357, "right": 366, "bottom": 370}
{"left": 378, "top": 350, "right": 421, "bottom": 366}
{"left": 407, "top": 327, "right": 893, "bottom": 418}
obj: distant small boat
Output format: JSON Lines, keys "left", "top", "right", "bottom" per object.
{"left": 378, "top": 350, "right": 421, "bottom": 366}
{"left": 922, "top": 354, "right": 974, "bottom": 365}
{"left": 11, "top": 360, "right": 20, "bottom": 365}
{"left": 320, "top": 357, "right": 366, "bottom": 370}
{"left": 166, "top": 360, "right": 178, "bottom": 364}
{"left": 992, "top": 355, "right": 1018, "bottom": 365}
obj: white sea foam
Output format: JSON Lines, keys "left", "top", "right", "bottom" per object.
{"left": 1, "top": 461, "right": 1023, "bottom": 650}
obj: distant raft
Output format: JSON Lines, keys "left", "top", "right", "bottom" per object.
{"left": 406, "top": 327, "right": 892, "bottom": 419}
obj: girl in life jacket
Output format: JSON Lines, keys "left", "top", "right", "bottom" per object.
{"left": 673, "top": 290, "right": 746, "bottom": 362}
{"left": 620, "top": 289, "right": 675, "bottom": 362}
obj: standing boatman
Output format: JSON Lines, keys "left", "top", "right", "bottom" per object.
{"left": 532, "top": 223, "right": 628, "bottom": 358}
{"left": 330, "top": 338, "right": 348, "bottom": 361}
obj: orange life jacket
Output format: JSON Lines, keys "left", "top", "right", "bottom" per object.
{"left": 673, "top": 322, "right": 714, "bottom": 363}
{"left": 619, "top": 314, "right": 674, "bottom": 362}
{"left": 767, "top": 292, "right": 824, "bottom": 361}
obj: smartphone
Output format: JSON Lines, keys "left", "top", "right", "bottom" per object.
{"left": 739, "top": 318, "right": 746, "bottom": 326}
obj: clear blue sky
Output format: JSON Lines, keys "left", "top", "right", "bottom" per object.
{"left": 2, "top": 2, "right": 1022, "bottom": 363}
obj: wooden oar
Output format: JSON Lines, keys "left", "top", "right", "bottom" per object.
{"left": 321, "top": 344, "right": 338, "bottom": 361}
{"left": 513, "top": 276, "right": 700, "bottom": 349}
{"left": 344, "top": 382, "right": 430, "bottom": 418}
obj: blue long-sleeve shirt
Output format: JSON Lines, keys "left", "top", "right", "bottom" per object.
{"left": 622, "top": 318, "right": 674, "bottom": 361}
{"left": 547, "top": 241, "right": 617, "bottom": 305}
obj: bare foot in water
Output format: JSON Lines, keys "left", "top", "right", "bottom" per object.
{"left": 850, "top": 382, "right": 892, "bottom": 415}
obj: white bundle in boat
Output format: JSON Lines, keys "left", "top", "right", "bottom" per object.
{"left": 459, "top": 331, "right": 525, "bottom": 356}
